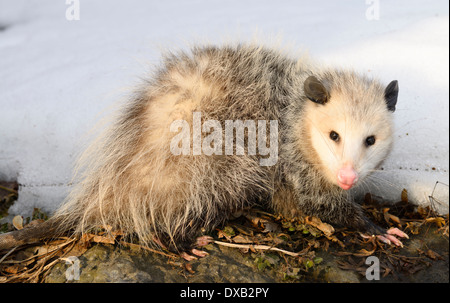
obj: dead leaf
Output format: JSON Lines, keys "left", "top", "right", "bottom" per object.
{"left": 383, "top": 210, "right": 401, "bottom": 225}
{"left": 353, "top": 248, "right": 376, "bottom": 257}
{"left": 232, "top": 235, "right": 251, "bottom": 244}
{"left": 305, "top": 216, "right": 335, "bottom": 237}
{"left": 328, "top": 234, "right": 345, "bottom": 248}
{"left": 425, "top": 217, "right": 446, "bottom": 228}
{"left": 417, "top": 206, "right": 431, "bottom": 218}
{"left": 185, "top": 263, "right": 195, "bottom": 274}
{"left": 79, "top": 233, "right": 95, "bottom": 244}
{"left": 245, "top": 214, "right": 269, "bottom": 230}
{"left": 12, "top": 215, "right": 23, "bottom": 230}
{"left": 424, "top": 249, "right": 442, "bottom": 260}
{"left": 64, "top": 241, "right": 89, "bottom": 258}
{"left": 405, "top": 222, "right": 421, "bottom": 235}
{"left": 401, "top": 189, "right": 408, "bottom": 203}
{"left": 217, "top": 230, "right": 231, "bottom": 241}
{"left": 92, "top": 235, "right": 116, "bottom": 244}
{"left": 382, "top": 267, "right": 392, "bottom": 278}
{"left": 3, "top": 264, "right": 20, "bottom": 274}
{"left": 34, "top": 245, "right": 55, "bottom": 256}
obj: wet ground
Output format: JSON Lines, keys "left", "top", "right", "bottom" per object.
{"left": 43, "top": 219, "right": 448, "bottom": 283}
{"left": 1, "top": 185, "right": 448, "bottom": 283}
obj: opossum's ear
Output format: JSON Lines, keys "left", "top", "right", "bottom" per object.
{"left": 304, "top": 76, "right": 329, "bottom": 105}
{"left": 385, "top": 80, "right": 399, "bottom": 112}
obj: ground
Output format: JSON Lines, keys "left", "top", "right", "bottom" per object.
{"left": 0, "top": 186, "right": 448, "bottom": 283}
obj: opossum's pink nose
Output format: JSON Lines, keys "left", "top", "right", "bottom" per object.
{"left": 337, "top": 165, "right": 359, "bottom": 190}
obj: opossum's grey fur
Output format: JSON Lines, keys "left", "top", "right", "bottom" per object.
{"left": 0, "top": 44, "right": 399, "bottom": 253}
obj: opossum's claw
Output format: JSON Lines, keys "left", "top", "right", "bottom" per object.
{"left": 386, "top": 227, "right": 409, "bottom": 239}
{"left": 376, "top": 227, "right": 408, "bottom": 247}
{"left": 180, "top": 249, "right": 208, "bottom": 261}
{"left": 360, "top": 227, "right": 408, "bottom": 247}
{"left": 376, "top": 234, "right": 392, "bottom": 245}
{"left": 191, "top": 248, "right": 208, "bottom": 257}
{"left": 179, "top": 236, "right": 212, "bottom": 261}
{"left": 377, "top": 234, "right": 402, "bottom": 247}
{"left": 180, "top": 252, "right": 198, "bottom": 261}
{"left": 196, "top": 236, "right": 213, "bottom": 247}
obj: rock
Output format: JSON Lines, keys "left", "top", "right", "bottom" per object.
{"left": 44, "top": 224, "right": 449, "bottom": 283}
{"left": 45, "top": 243, "right": 277, "bottom": 283}
{"left": 45, "top": 227, "right": 449, "bottom": 283}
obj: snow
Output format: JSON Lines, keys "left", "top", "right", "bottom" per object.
{"left": 0, "top": 0, "right": 448, "bottom": 216}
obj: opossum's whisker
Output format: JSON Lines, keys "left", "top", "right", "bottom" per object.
{"left": 365, "top": 174, "right": 405, "bottom": 192}
{"left": 359, "top": 177, "right": 384, "bottom": 195}
{"left": 365, "top": 168, "right": 396, "bottom": 173}
{"left": 359, "top": 147, "right": 389, "bottom": 174}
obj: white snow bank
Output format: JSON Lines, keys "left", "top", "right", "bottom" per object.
{"left": 0, "top": 0, "right": 448, "bottom": 217}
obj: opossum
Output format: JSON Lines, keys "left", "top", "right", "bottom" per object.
{"left": 0, "top": 44, "right": 408, "bottom": 257}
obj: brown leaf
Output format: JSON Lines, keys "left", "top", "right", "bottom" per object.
{"left": 328, "top": 235, "right": 345, "bottom": 248}
{"left": 34, "top": 245, "right": 55, "bottom": 256}
{"left": 305, "top": 216, "right": 335, "bottom": 237}
{"left": 425, "top": 217, "right": 446, "bottom": 228}
{"left": 322, "top": 240, "right": 330, "bottom": 252}
{"left": 382, "top": 208, "right": 401, "bottom": 225}
{"left": 92, "top": 235, "right": 116, "bottom": 244}
{"left": 65, "top": 242, "right": 89, "bottom": 258}
{"left": 12, "top": 215, "right": 23, "bottom": 230}
{"left": 353, "top": 248, "right": 376, "bottom": 257}
{"left": 401, "top": 189, "right": 408, "bottom": 202}
{"left": 405, "top": 222, "right": 421, "bottom": 235}
{"left": 232, "top": 235, "right": 251, "bottom": 244}
{"left": 80, "top": 233, "right": 95, "bottom": 243}
{"left": 382, "top": 267, "right": 392, "bottom": 278}
{"left": 425, "top": 249, "right": 442, "bottom": 260}
{"left": 185, "top": 263, "right": 195, "bottom": 274}
{"left": 217, "top": 230, "right": 232, "bottom": 241}
{"left": 417, "top": 206, "right": 430, "bottom": 218}
{"left": 3, "top": 264, "right": 20, "bottom": 274}
{"left": 245, "top": 214, "right": 269, "bottom": 230}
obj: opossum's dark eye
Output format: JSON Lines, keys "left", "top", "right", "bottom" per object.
{"left": 329, "top": 131, "right": 340, "bottom": 142}
{"left": 365, "top": 136, "right": 376, "bottom": 146}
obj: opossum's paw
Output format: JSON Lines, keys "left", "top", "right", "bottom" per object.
{"left": 377, "top": 227, "right": 409, "bottom": 247}
{"left": 180, "top": 248, "right": 209, "bottom": 261}
{"left": 360, "top": 227, "right": 409, "bottom": 247}
{"left": 180, "top": 236, "right": 213, "bottom": 261}
{"left": 196, "top": 235, "right": 213, "bottom": 247}
{"left": 180, "top": 249, "right": 209, "bottom": 261}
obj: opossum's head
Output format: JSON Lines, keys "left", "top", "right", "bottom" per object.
{"left": 302, "top": 74, "right": 399, "bottom": 190}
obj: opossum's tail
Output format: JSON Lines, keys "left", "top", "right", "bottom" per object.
{"left": 0, "top": 217, "right": 66, "bottom": 252}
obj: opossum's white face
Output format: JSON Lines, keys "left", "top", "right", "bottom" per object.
{"left": 307, "top": 100, "right": 393, "bottom": 190}
{"left": 303, "top": 76, "right": 399, "bottom": 190}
